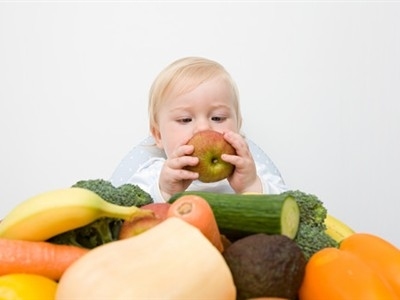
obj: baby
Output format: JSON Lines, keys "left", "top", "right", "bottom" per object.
{"left": 120, "top": 56, "right": 287, "bottom": 202}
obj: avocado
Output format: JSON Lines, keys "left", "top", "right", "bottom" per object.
{"left": 222, "top": 233, "right": 306, "bottom": 300}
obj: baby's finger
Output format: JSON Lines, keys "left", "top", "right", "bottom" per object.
{"left": 223, "top": 131, "right": 248, "bottom": 154}
{"left": 170, "top": 144, "right": 195, "bottom": 158}
{"left": 221, "top": 153, "right": 242, "bottom": 168}
{"left": 167, "top": 156, "right": 199, "bottom": 170}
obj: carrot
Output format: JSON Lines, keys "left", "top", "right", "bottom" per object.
{"left": 167, "top": 195, "right": 224, "bottom": 252}
{"left": 0, "top": 238, "right": 89, "bottom": 281}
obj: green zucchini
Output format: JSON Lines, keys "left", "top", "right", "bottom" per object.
{"left": 168, "top": 191, "right": 299, "bottom": 240}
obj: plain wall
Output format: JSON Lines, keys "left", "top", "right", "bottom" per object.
{"left": 1, "top": 2, "right": 399, "bottom": 246}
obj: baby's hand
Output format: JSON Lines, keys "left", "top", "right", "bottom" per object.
{"left": 222, "top": 131, "right": 262, "bottom": 193}
{"left": 159, "top": 144, "right": 199, "bottom": 200}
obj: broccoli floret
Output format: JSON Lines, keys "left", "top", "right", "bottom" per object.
{"left": 283, "top": 190, "right": 339, "bottom": 260}
{"left": 293, "top": 223, "right": 338, "bottom": 261}
{"left": 47, "top": 179, "right": 153, "bottom": 249}
{"left": 116, "top": 183, "right": 154, "bottom": 207}
{"left": 71, "top": 179, "right": 153, "bottom": 207}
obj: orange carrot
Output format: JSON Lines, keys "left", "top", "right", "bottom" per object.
{"left": 167, "top": 195, "right": 224, "bottom": 252}
{"left": 0, "top": 238, "right": 89, "bottom": 281}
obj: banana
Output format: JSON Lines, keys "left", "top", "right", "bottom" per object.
{"left": 0, "top": 187, "right": 153, "bottom": 241}
{"left": 324, "top": 214, "right": 356, "bottom": 243}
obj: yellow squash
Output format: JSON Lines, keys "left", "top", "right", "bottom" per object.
{"left": 56, "top": 217, "right": 236, "bottom": 300}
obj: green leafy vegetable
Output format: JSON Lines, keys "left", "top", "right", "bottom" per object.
{"left": 283, "top": 190, "right": 339, "bottom": 260}
{"left": 47, "top": 179, "right": 153, "bottom": 249}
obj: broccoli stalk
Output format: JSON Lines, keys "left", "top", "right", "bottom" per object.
{"left": 283, "top": 190, "right": 339, "bottom": 261}
{"left": 48, "top": 218, "right": 123, "bottom": 249}
{"left": 47, "top": 179, "right": 153, "bottom": 249}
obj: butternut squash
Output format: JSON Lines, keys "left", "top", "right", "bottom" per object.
{"left": 56, "top": 217, "right": 236, "bottom": 300}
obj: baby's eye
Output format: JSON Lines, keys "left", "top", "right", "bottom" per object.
{"left": 177, "top": 117, "right": 192, "bottom": 124}
{"left": 211, "top": 116, "right": 226, "bottom": 122}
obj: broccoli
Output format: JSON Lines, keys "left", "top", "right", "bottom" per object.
{"left": 48, "top": 217, "right": 123, "bottom": 249}
{"left": 72, "top": 179, "right": 153, "bottom": 207}
{"left": 283, "top": 190, "right": 339, "bottom": 260}
{"left": 47, "top": 179, "right": 153, "bottom": 249}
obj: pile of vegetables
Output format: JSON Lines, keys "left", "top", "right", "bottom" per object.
{"left": 0, "top": 179, "right": 400, "bottom": 299}
{"left": 169, "top": 190, "right": 340, "bottom": 260}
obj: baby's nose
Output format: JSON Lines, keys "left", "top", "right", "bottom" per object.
{"left": 194, "top": 120, "right": 212, "bottom": 133}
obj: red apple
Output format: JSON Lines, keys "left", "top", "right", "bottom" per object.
{"left": 118, "top": 203, "right": 171, "bottom": 239}
{"left": 140, "top": 203, "right": 171, "bottom": 219}
{"left": 185, "top": 130, "right": 236, "bottom": 183}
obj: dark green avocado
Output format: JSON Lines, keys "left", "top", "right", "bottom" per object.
{"left": 222, "top": 233, "right": 306, "bottom": 300}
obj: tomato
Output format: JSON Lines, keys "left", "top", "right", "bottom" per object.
{"left": 299, "top": 247, "right": 397, "bottom": 300}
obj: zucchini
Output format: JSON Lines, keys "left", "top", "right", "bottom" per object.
{"left": 168, "top": 191, "right": 299, "bottom": 240}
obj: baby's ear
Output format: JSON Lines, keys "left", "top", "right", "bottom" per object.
{"left": 151, "top": 126, "right": 163, "bottom": 149}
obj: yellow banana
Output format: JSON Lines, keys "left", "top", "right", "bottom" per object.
{"left": 0, "top": 187, "right": 153, "bottom": 241}
{"left": 324, "top": 214, "right": 356, "bottom": 243}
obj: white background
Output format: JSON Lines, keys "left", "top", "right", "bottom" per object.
{"left": 1, "top": 1, "right": 399, "bottom": 246}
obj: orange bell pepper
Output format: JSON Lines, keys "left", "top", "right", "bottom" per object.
{"left": 340, "top": 232, "right": 400, "bottom": 297}
{"left": 299, "top": 243, "right": 398, "bottom": 300}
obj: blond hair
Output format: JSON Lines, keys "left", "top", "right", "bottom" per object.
{"left": 148, "top": 57, "right": 242, "bottom": 134}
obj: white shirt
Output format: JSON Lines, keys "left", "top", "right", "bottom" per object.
{"left": 110, "top": 136, "right": 288, "bottom": 203}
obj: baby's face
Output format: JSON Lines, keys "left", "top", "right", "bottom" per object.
{"left": 153, "top": 76, "right": 239, "bottom": 158}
